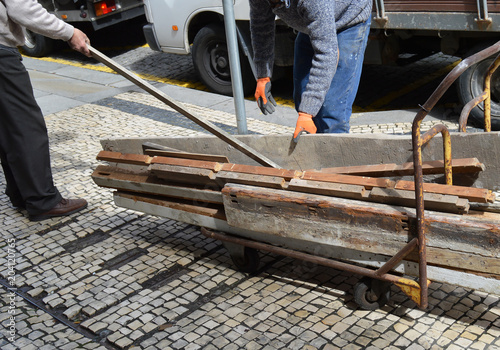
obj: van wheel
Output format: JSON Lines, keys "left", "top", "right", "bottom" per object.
{"left": 20, "top": 28, "right": 54, "bottom": 57}
{"left": 457, "top": 43, "right": 500, "bottom": 131}
{"left": 192, "top": 23, "right": 255, "bottom": 96}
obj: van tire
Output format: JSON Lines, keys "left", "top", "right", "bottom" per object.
{"left": 192, "top": 23, "right": 255, "bottom": 96}
{"left": 20, "top": 29, "right": 54, "bottom": 57}
{"left": 457, "top": 43, "right": 500, "bottom": 131}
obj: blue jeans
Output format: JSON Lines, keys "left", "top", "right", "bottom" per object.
{"left": 293, "top": 17, "right": 371, "bottom": 133}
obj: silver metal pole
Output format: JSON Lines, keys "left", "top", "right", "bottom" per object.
{"left": 222, "top": 0, "right": 248, "bottom": 134}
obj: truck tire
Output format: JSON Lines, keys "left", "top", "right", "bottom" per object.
{"left": 20, "top": 28, "right": 54, "bottom": 57}
{"left": 457, "top": 44, "right": 500, "bottom": 131}
{"left": 192, "top": 24, "right": 255, "bottom": 96}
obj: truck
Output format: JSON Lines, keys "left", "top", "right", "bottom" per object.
{"left": 22, "top": 0, "right": 145, "bottom": 57}
{"left": 142, "top": 0, "right": 500, "bottom": 129}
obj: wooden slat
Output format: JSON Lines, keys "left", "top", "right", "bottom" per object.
{"left": 97, "top": 150, "right": 153, "bottom": 165}
{"left": 97, "top": 150, "right": 223, "bottom": 171}
{"left": 92, "top": 165, "right": 223, "bottom": 203}
{"left": 301, "top": 171, "right": 395, "bottom": 189}
{"left": 151, "top": 156, "right": 222, "bottom": 171}
{"left": 144, "top": 149, "right": 230, "bottom": 163}
{"left": 116, "top": 191, "right": 226, "bottom": 220}
{"left": 369, "top": 187, "right": 469, "bottom": 214}
{"left": 288, "top": 178, "right": 367, "bottom": 200}
{"left": 149, "top": 164, "right": 217, "bottom": 186}
{"left": 216, "top": 171, "right": 286, "bottom": 189}
{"left": 395, "top": 180, "right": 495, "bottom": 203}
{"left": 219, "top": 163, "right": 300, "bottom": 180}
{"left": 311, "top": 158, "right": 485, "bottom": 177}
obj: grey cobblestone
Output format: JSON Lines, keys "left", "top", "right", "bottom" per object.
{"left": 1, "top": 46, "right": 500, "bottom": 350}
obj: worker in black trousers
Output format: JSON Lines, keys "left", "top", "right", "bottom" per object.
{"left": 0, "top": 0, "right": 90, "bottom": 221}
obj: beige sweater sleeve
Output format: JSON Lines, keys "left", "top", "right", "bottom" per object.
{"left": 0, "top": 0, "right": 74, "bottom": 48}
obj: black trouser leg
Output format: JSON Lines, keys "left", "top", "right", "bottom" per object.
{"left": 0, "top": 49, "right": 61, "bottom": 214}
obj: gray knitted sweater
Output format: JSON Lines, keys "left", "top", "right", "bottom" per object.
{"left": 1, "top": 0, "right": 73, "bottom": 49}
{"left": 250, "top": 0, "right": 372, "bottom": 116}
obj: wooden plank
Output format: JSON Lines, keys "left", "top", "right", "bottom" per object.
{"left": 216, "top": 171, "right": 286, "bottom": 189}
{"left": 369, "top": 187, "right": 469, "bottom": 214}
{"left": 301, "top": 171, "right": 395, "bottom": 189}
{"left": 89, "top": 45, "right": 281, "bottom": 169}
{"left": 310, "top": 158, "right": 485, "bottom": 177}
{"left": 287, "top": 178, "right": 366, "bottom": 200}
{"left": 221, "top": 184, "right": 500, "bottom": 276}
{"left": 97, "top": 150, "right": 153, "bottom": 165}
{"left": 115, "top": 191, "right": 226, "bottom": 220}
{"left": 151, "top": 156, "right": 222, "bottom": 171}
{"left": 395, "top": 180, "right": 495, "bottom": 203}
{"left": 97, "top": 150, "right": 223, "bottom": 171}
{"left": 219, "top": 163, "right": 300, "bottom": 180}
{"left": 149, "top": 163, "right": 217, "bottom": 186}
{"left": 92, "top": 165, "right": 223, "bottom": 203}
{"left": 144, "top": 149, "right": 230, "bottom": 163}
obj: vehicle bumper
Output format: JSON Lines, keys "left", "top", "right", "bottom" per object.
{"left": 143, "top": 23, "right": 161, "bottom": 52}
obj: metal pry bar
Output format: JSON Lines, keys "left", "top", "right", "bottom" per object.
{"left": 87, "top": 45, "right": 281, "bottom": 169}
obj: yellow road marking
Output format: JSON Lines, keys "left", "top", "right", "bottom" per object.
{"left": 27, "top": 54, "right": 210, "bottom": 91}
{"left": 27, "top": 50, "right": 460, "bottom": 113}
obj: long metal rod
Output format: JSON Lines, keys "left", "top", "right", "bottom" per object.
{"left": 222, "top": 0, "right": 248, "bottom": 135}
{"left": 88, "top": 46, "right": 280, "bottom": 168}
{"left": 201, "top": 228, "right": 420, "bottom": 289}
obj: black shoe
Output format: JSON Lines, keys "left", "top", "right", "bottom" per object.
{"left": 29, "top": 198, "right": 88, "bottom": 222}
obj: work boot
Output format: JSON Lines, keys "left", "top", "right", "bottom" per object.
{"left": 29, "top": 198, "right": 88, "bottom": 222}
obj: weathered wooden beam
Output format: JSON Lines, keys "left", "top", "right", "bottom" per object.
{"left": 311, "top": 158, "right": 485, "bottom": 177}
{"left": 221, "top": 184, "right": 500, "bottom": 276}
{"left": 395, "top": 180, "right": 495, "bottom": 203}
{"left": 92, "top": 165, "right": 223, "bottom": 203}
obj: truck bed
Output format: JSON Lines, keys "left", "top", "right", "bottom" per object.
{"left": 383, "top": 0, "right": 500, "bottom": 12}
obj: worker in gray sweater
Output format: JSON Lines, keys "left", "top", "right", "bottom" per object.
{"left": 250, "top": 0, "right": 372, "bottom": 140}
{"left": 0, "top": 0, "right": 90, "bottom": 221}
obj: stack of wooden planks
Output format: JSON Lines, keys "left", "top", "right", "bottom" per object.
{"left": 92, "top": 148, "right": 500, "bottom": 289}
{"left": 92, "top": 149, "right": 495, "bottom": 216}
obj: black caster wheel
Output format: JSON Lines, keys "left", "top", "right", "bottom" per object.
{"left": 354, "top": 277, "right": 391, "bottom": 310}
{"left": 230, "top": 247, "right": 260, "bottom": 273}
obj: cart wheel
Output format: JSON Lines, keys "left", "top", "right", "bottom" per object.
{"left": 354, "top": 277, "right": 391, "bottom": 310}
{"left": 230, "top": 247, "right": 260, "bottom": 273}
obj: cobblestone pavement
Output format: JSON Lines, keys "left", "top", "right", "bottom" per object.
{"left": 1, "top": 42, "right": 500, "bottom": 349}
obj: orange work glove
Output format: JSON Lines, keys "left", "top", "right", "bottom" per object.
{"left": 293, "top": 112, "right": 317, "bottom": 142}
{"left": 255, "top": 77, "right": 276, "bottom": 115}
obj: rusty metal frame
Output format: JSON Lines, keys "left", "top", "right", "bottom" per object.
{"left": 411, "top": 40, "right": 500, "bottom": 309}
